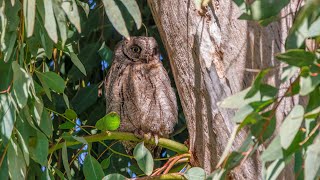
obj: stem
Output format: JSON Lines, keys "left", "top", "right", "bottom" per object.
{"left": 49, "top": 131, "right": 189, "bottom": 154}
{"left": 133, "top": 173, "right": 186, "bottom": 180}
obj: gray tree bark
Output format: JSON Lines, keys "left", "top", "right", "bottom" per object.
{"left": 148, "top": 0, "right": 297, "bottom": 179}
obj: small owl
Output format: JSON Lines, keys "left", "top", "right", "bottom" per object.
{"left": 105, "top": 36, "right": 178, "bottom": 150}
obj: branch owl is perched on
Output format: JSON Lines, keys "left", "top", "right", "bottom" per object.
{"left": 105, "top": 36, "right": 178, "bottom": 150}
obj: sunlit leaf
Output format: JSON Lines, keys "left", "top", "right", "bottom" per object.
{"left": 12, "top": 61, "right": 31, "bottom": 108}
{"left": 279, "top": 105, "right": 304, "bottom": 149}
{"left": 0, "top": 94, "right": 16, "bottom": 145}
{"left": 133, "top": 142, "right": 154, "bottom": 176}
{"left": 305, "top": 140, "right": 320, "bottom": 180}
{"left": 261, "top": 136, "right": 283, "bottom": 162}
{"left": 52, "top": 0, "right": 67, "bottom": 47}
{"left": 185, "top": 167, "right": 206, "bottom": 180}
{"left": 102, "top": 174, "right": 126, "bottom": 180}
{"left": 43, "top": 0, "right": 58, "bottom": 43}
{"left": 7, "top": 138, "right": 27, "bottom": 180}
{"left": 265, "top": 159, "right": 285, "bottom": 180}
{"left": 119, "top": 0, "right": 141, "bottom": 29}
{"left": 95, "top": 112, "right": 121, "bottom": 131}
{"left": 300, "top": 75, "right": 320, "bottom": 96}
{"left": 102, "top": 0, "right": 129, "bottom": 38}
{"left": 23, "top": 0, "right": 36, "bottom": 37}
{"left": 83, "top": 155, "right": 105, "bottom": 180}
{"left": 62, "top": 0, "right": 81, "bottom": 33}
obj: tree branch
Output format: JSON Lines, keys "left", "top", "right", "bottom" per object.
{"left": 49, "top": 131, "right": 189, "bottom": 154}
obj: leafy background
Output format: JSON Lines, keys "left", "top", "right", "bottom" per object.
{"left": 0, "top": 0, "right": 188, "bottom": 179}
{"left": 1, "top": 0, "right": 320, "bottom": 179}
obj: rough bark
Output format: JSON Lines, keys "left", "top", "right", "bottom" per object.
{"left": 147, "top": 0, "right": 297, "bottom": 179}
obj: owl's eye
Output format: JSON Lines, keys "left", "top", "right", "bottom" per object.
{"left": 130, "top": 46, "right": 141, "bottom": 53}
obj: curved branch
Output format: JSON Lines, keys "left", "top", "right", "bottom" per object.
{"left": 49, "top": 131, "right": 189, "bottom": 154}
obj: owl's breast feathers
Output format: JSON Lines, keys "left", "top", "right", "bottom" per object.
{"left": 105, "top": 61, "right": 178, "bottom": 137}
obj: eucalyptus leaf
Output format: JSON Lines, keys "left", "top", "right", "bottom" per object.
{"left": 36, "top": 71, "right": 66, "bottom": 93}
{"left": 7, "top": 138, "right": 27, "bottom": 180}
{"left": 102, "top": 0, "right": 129, "bottom": 38}
{"left": 119, "top": 0, "right": 142, "bottom": 29}
{"left": 305, "top": 140, "right": 320, "bottom": 180}
{"left": 83, "top": 155, "right": 105, "bottom": 180}
{"left": 184, "top": 167, "right": 206, "bottom": 180}
{"left": 43, "top": 0, "right": 58, "bottom": 43}
{"left": 102, "top": 174, "right": 126, "bottom": 180}
{"left": 279, "top": 105, "right": 304, "bottom": 149}
{"left": 70, "top": 52, "right": 87, "bottom": 75}
{"left": 23, "top": 0, "right": 36, "bottom": 37}
{"left": 62, "top": 0, "right": 81, "bottom": 33}
{"left": 133, "top": 142, "right": 154, "bottom": 176}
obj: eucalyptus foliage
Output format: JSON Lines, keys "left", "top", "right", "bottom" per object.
{"left": 0, "top": 0, "right": 188, "bottom": 179}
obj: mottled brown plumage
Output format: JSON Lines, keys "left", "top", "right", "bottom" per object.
{"left": 104, "top": 37, "right": 177, "bottom": 152}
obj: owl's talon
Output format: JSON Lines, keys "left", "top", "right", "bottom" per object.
{"left": 154, "top": 134, "right": 159, "bottom": 145}
{"left": 144, "top": 132, "right": 152, "bottom": 141}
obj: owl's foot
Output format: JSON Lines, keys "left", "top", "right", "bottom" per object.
{"left": 134, "top": 130, "right": 159, "bottom": 145}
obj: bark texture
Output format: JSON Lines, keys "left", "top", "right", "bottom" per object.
{"left": 147, "top": 0, "right": 297, "bottom": 179}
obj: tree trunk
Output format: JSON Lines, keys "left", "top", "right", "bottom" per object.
{"left": 148, "top": 0, "right": 296, "bottom": 179}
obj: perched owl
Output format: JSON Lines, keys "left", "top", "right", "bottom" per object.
{"left": 104, "top": 36, "right": 178, "bottom": 150}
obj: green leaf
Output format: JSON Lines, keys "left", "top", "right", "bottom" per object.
{"left": 0, "top": 60, "right": 13, "bottom": 92}
{"left": 300, "top": 75, "right": 320, "bottom": 96}
{"left": 279, "top": 105, "right": 304, "bottom": 149}
{"left": 281, "top": 66, "right": 299, "bottom": 82}
{"left": 71, "top": 84, "right": 98, "bottom": 114}
{"left": 63, "top": 93, "right": 70, "bottom": 109}
{"left": 70, "top": 52, "right": 87, "bottom": 75}
{"left": 12, "top": 61, "right": 31, "bottom": 108}
{"left": 0, "top": 155, "right": 9, "bottom": 180}
{"left": 133, "top": 142, "right": 154, "bottom": 176}
{"left": 52, "top": 0, "right": 67, "bottom": 47}
{"left": 261, "top": 136, "right": 283, "bottom": 162}
{"left": 276, "top": 49, "right": 316, "bottom": 67}
{"left": 305, "top": 140, "right": 320, "bottom": 180}
{"left": 7, "top": 138, "right": 27, "bottom": 180}
{"left": 83, "top": 155, "right": 105, "bottom": 180}
{"left": 95, "top": 112, "right": 121, "bottom": 131}
{"left": 98, "top": 42, "right": 113, "bottom": 65}
{"left": 119, "top": 0, "right": 142, "bottom": 29}
{"left": 62, "top": 0, "right": 81, "bottom": 33}
{"left": 184, "top": 167, "right": 206, "bottom": 180}
{"left": 0, "top": 94, "right": 16, "bottom": 145}
{"left": 238, "top": 0, "right": 290, "bottom": 22}
{"left": 36, "top": 71, "right": 66, "bottom": 93}
{"left": 218, "top": 88, "right": 260, "bottom": 109}
{"left": 29, "top": 132, "right": 49, "bottom": 166}
{"left": 59, "top": 121, "right": 75, "bottom": 129}
{"left": 23, "top": 0, "right": 36, "bottom": 37}
{"left": 40, "top": 109, "right": 53, "bottom": 137}
{"left": 62, "top": 142, "right": 72, "bottom": 180}
{"left": 265, "top": 159, "right": 285, "bottom": 180}
{"left": 101, "top": 155, "right": 112, "bottom": 169}
{"left": 102, "top": 0, "right": 129, "bottom": 38}
{"left": 15, "top": 129, "right": 30, "bottom": 166}
{"left": 43, "top": 0, "right": 58, "bottom": 43}
{"left": 232, "top": 105, "right": 253, "bottom": 123}
{"left": 64, "top": 109, "right": 77, "bottom": 120}
{"left": 3, "top": 32, "right": 17, "bottom": 63}
{"left": 245, "top": 69, "right": 270, "bottom": 98}
{"left": 102, "top": 174, "right": 126, "bottom": 180}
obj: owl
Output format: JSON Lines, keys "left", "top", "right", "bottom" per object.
{"left": 104, "top": 36, "right": 178, "bottom": 149}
